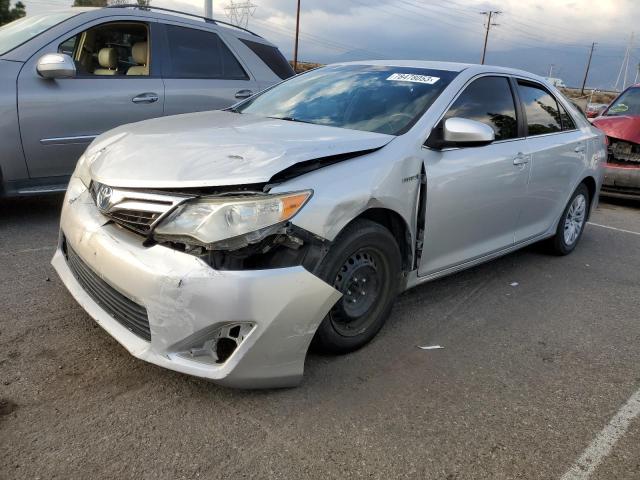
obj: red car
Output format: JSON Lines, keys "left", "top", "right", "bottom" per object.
{"left": 591, "top": 85, "right": 640, "bottom": 199}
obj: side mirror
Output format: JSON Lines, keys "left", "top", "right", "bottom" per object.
{"left": 443, "top": 117, "right": 495, "bottom": 145}
{"left": 36, "top": 53, "right": 76, "bottom": 79}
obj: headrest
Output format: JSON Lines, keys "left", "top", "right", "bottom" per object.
{"left": 131, "top": 42, "right": 147, "bottom": 65}
{"left": 98, "top": 48, "right": 117, "bottom": 69}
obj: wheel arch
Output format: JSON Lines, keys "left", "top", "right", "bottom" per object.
{"left": 580, "top": 175, "right": 597, "bottom": 219}
{"left": 348, "top": 207, "right": 414, "bottom": 272}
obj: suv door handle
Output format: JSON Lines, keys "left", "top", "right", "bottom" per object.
{"left": 513, "top": 153, "right": 530, "bottom": 166}
{"left": 132, "top": 92, "right": 159, "bottom": 104}
{"left": 235, "top": 89, "right": 253, "bottom": 99}
{"left": 574, "top": 145, "right": 586, "bottom": 153}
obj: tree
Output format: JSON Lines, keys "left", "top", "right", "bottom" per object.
{"left": 72, "top": 0, "right": 108, "bottom": 6}
{"left": 0, "top": 0, "right": 26, "bottom": 27}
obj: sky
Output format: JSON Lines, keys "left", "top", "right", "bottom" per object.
{"left": 16, "top": 0, "right": 640, "bottom": 89}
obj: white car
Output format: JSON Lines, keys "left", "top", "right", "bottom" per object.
{"left": 53, "top": 61, "right": 606, "bottom": 388}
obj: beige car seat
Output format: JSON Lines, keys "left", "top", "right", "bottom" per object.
{"left": 93, "top": 47, "right": 118, "bottom": 75}
{"left": 126, "top": 42, "right": 149, "bottom": 76}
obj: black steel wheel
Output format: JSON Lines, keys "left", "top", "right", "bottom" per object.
{"left": 312, "top": 219, "right": 401, "bottom": 354}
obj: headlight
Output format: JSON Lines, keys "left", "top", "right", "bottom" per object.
{"left": 154, "top": 190, "right": 312, "bottom": 249}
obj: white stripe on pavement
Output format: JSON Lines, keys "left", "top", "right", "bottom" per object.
{"left": 560, "top": 388, "right": 640, "bottom": 480}
{"left": 588, "top": 222, "right": 640, "bottom": 236}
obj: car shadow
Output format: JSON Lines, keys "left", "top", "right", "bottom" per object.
{"left": 0, "top": 193, "right": 65, "bottom": 226}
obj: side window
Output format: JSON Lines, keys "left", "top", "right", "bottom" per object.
{"left": 518, "top": 81, "right": 562, "bottom": 135}
{"left": 559, "top": 104, "right": 576, "bottom": 130}
{"left": 164, "top": 25, "right": 248, "bottom": 80}
{"left": 239, "top": 38, "right": 295, "bottom": 80}
{"left": 444, "top": 76, "right": 518, "bottom": 141}
{"left": 57, "top": 22, "right": 150, "bottom": 76}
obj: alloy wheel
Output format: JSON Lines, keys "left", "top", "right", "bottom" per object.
{"left": 564, "top": 193, "right": 587, "bottom": 246}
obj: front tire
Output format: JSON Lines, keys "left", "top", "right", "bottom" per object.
{"left": 312, "top": 219, "right": 402, "bottom": 354}
{"left": 549, "top": 183, "right": 590, "bottom": 255}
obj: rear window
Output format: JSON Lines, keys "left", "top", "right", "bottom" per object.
{"left": 239, "top": 38, "right": 295, "bottom": 80}
{"left": 165, "top": 25, "right": 248, "bottom": 80}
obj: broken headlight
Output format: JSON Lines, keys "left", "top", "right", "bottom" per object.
{"left": 153, "top": 190, "right": 312, "bottom": 250}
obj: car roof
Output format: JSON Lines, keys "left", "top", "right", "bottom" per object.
{"left": 334, "top": 60, "right": 547, "bottom": 81}
{"left": 60, "top": 6, "right": 275, "bottom": 45}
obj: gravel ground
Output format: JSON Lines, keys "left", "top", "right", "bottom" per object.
{"left": 0, "top": 194, "right": 639, "bottom": 479}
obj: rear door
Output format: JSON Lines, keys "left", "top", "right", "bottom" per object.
{"left": 418, "top": 75, "right": 530, "bottom": 275}
{"left": 513, "top": 80, "right": 588, "bottom": 242}
{"left": 159, "top": 23, "right": 258, "bottom": 116}
{"left": 17, "top": 19, "right": 165, "bottom": 179}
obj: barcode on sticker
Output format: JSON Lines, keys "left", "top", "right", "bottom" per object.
{"left": 387, "top": 73, "right": 440, "bottom": 84}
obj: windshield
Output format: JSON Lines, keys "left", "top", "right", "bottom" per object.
{"left": 236, "top": 64, "right": 458, "bottom": 135}
{"left": 0, "top": 12, "right": 79, "bottom": 56}
{"left": 606, "top": 87, "right": 640, "bottom": 117}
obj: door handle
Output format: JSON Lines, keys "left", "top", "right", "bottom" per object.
{"left": 574, "top": 145, "right": 586, "bottom": 153}
{"left": 234, "top": 89, "right": 253, "bottom": 99}
{"left": 513, "top": 153, "right": 530, "bottom": 166}
{"left": 132, "top": 92, "right": 159, "bottom": 104}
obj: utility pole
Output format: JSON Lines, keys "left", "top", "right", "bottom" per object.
{"left": 581, "top": 42, "right": 596, "bottom": 95}
{"left": 480, "top": 10, "right": 500, "bottom": 65}
{"left": 204, "top": 0, "right": 212, "bottom": 19}
{"left": 293, "top": 0, "right": 301, "bottom": 72}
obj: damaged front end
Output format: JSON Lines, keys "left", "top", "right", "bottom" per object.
{"left": 53, "top": 178, "right": 342, "bottom": 388}
{"left": 89, "top": 181, "right": 331, "bottom": 272}
{"left": 592, "top": 114, "right": 640, "bottom": 199}
{"left": 601, "top": 137, "right": 640, "bottom": 199}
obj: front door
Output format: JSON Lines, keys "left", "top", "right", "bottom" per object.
{"left": 418, "top": 75, "right": 530, "bottom": 276}
{"left": 17, "top": 20, "right": 165, "bottom": 179}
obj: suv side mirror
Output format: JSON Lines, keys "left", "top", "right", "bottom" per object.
{"left": 425, "top": 117, "right": 495, "bottom": 149}
{"left": 36, "top": 53, "right": 76, "bottom": 79}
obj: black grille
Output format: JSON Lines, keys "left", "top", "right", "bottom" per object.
{"left": 65, "top": 241, "right": 151, "bottom": 341}
{"left": 106, "top": 210, "right": 160, "bottom": 235}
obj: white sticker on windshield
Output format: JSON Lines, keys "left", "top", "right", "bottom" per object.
{"left": 387, "top": 73, "right": 440, "bottom": 84}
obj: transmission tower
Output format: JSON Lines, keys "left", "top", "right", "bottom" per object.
{"left": 224, "top": 0, "right": 257, "bottom": 29}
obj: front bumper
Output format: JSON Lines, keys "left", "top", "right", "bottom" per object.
{"left": 52, "top": 178, "right": 341, "bottom": 388}
{"left": 602, "top": 164, "right": 640, "bottom": 199}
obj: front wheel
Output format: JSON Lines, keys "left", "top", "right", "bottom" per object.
{"left": 312, "top": 219, "right": 402, "bottom": 354}
{"left": 548, "top": 183, "right": 590, "bottom": 255}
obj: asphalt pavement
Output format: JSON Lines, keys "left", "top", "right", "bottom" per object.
{"left": 0, "top": 194, "right": 639, "bottom": 479}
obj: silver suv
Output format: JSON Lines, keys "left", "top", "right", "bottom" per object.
{"left": 0, "top": 5, "right": 293, "bottom": 196}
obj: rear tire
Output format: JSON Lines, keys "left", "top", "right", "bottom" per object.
{"left": 312, "top": 219, "right": 402, "bottom": 354}
{"left": 548, "top": 183, "right": 590, "bottom": 255}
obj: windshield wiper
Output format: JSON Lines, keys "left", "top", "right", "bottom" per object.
{"left": 267, "top": 116, "right": 313, "bottom": 124}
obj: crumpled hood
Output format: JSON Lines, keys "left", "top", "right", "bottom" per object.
{"left": 592, "top": 115, "right": 640, "bottom": 144}
{"left": 87, "top": 110, "right": 394, "bottom": 189}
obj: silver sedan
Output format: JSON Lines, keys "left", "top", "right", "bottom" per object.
{"left": 52, "top": 61, "right": 606, "bottom": 388}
